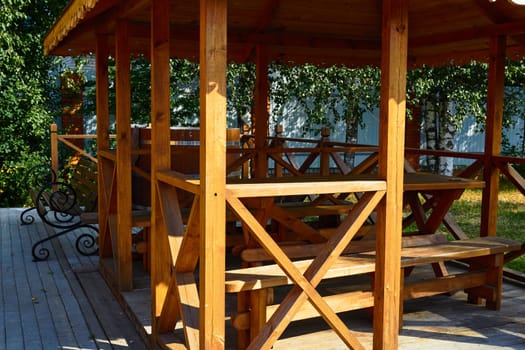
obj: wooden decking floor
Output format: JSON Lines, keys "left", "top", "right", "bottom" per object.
{"left": 0, "top": 208, "right": 148, "bottom": 350}
{"left": 3, "top": 207, "right": 525, "bottom": 349}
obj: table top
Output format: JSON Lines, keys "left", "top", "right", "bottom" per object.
{"left": 157, "top": 169, "right": 485, "bottom": 197}
{"left": 403, "top": 172, "right": 485, "bottom": 191}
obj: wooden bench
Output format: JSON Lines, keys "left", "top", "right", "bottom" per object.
{"left": 225, "top": 235, "right": 521, "bottom": 348}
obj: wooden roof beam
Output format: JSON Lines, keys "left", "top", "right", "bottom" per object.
{"left": 474, "top": 0, "right": 510, "bottom": 23}
{"left": 410, "top": 20, "right": 525, "bottom": 48}
{"left": 126, "top": 22, "right": 381, "bottom": 61}
{"left": 473, "top": 0, "right": 525, "bottom": 49}
{"left": 44, "top": 0, "right": 118, "bottom": 55}
{"left": 120, "top": 0, "right": 150, "bottom": 18}
{"left": 242, "top": 0, "right": 280, "bottom": 61}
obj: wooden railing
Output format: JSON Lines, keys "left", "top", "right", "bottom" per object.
{"left": 50, "top": 122, "right": 525, "bottom": 198}
{"left": 50, "top": 123, "right": 107, "bottom": 174}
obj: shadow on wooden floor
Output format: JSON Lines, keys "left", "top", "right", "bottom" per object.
{"left": 5, "top": 207, "right": 525, "bottom": 349}
{"left": 0, "top": 208, "right": 148, "bottom": 350}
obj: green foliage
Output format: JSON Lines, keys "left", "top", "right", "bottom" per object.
{"left": 227, "top": 63, "right": 255, "bottom": 128}
{"left": 83, "top": 58, "right": 256, "bottom": 129}
{"left": 407, "top": 62, "right": 488, "bottom": 128}
{"left": 0, "top": 0, "right": 69, "bottom": 206}
{"left": 171, "top": 59, "right": 201, "bottom": 125}
{"left": 269, "top": 63, "right": 380, "bottom": 138}
{"left": 502, "top": 59, "right": 525, "bottom": 157}
{"left": 83, "top": 57, "right": 202, "bottom": 126}
{"left": 0, "top": 152, "right": 51, "bottom": 207}
{"left": 408, "top": 60, "right": 525, "bottom": 157}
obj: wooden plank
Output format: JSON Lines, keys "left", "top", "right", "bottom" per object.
{"left": 226, "top": 255, "right": 377, "bottom": 293}
{"left": 3, "top": 222, "right": 37, "bottom": 349}
{"left": 98, "top": 158, "right": 116, "bottom": 258}
{"left": 374, "top": 1, "right": 408, "bottom": 348}
{"left": 115, "top": 19, "right": 133, "bottom": 291}
{"left": 76, "top": 271, "right": 147, "bottom": 348}
{"left": 253, "top": 45, "right": 270, "bottom": 178}
{"left": 442, "top": 213, "right": 469, "bottom": 240}
{"left": 1, "top": 208, "right": 148, "bottom": 350}
{"left": 240, "top": 233, "right": 447, "bottom": 263}
{"left": 227, "top": 190, "right": 383, "bottom": 349}
{"left": 176, "top": 272, "right": 200, "bottom": 349}
{"left": 40, "top": 244, "right": 89, "bottom": 348}
{"left": 232, "top": 290, "right": 375, "bottom": 332}
{"left": 200, "top": 0, "right": 228, "bottom": 348}
{"left": 228, "top": 236, "right": 520, "bottom": 293}
{"left": 242, "top": 198, "right": 326, "bottom": 244}
{"left": 403, "top": 172, "right": 485, "bottom": 191}
{"left": 95, "top": 35, "right": 112, "bottom": 259}
{"left": 481, "top": 35, "right": 506, "bottom": 236}
{"left": 157, "top": 187, "right": 194, "bottom": 333}
{"left": 150, "top": 0, "right": 173, "bottom": 337}
{"left": 228, "top": 236, "right": 519, "bottom": 293}
{"left": 175, "top": 196, "right": 201, "bottom": 271}
{"left": 226, "top": 178, "right": 386, "bottom": 197}
{"left": 157, "top": 169, "right": 201, "bottom": 194}
{"left": 234, "top": 200, "right": 365, "bottom": 349}
{"left": 51, "top": 123, "right": 59, "bottom": 177}
{"left": 500, "top": 163, "right": 525, "bottom": 196}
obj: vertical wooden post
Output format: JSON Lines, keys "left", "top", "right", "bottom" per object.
{"left": 95, "top": 34, "right": 112, "bottom": 258}
{"left": 50, "top": 123, "right": 58, "bottom": 176}
{"left": 273, "top": 125, "right": 284, "bottom": 177}
{"left": 200, "top": 0, "right": 227, "bottom": 348}
{"left": 320, "top": 127, "right": 331, "bottom": 176}
{"left": 374, "top": 0, "right": 408, "bottom": 349}
{"left": 254, "top": 45, "right": 270, "bottom": 178}
{"left": 481, "top": 35, "right": 506, "bottom": 237}
{"left": 96, "top": 36, "right": 110, "bottom": 153}
{"left": 150, "top": 0, "right": 172, "bottom": 340}
{"left": 115, "top": 20, "right": 133, "bottom": 291}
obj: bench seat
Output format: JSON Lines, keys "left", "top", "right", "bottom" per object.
{"left": 226, "top": 236, "right": 521, "bottom": 348}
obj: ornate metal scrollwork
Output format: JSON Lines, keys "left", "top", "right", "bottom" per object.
{"left": 22, "top": 161, "right": 100, "bottom": 261}
{"left": 20, "top": 164, "right": 57, "bottom": 225}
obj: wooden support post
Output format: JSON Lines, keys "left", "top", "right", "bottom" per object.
{"left": 115, "top": 20, "right": 133, "bottom": 291}
{"left": 254, "top": 45, "right": 270, "bottom": 178}
{"left": 200, "top": 0, "right": 227, "bottom": 348}
{"left": 95, "top": 34, "right": 112, "bottom": 258}
{"left": 481, "top": 35, "right": 506, "bottom": 237}
{"left": 374, "top": 0, "right": 408, "bottom": 349}
{"left": 50, "top": 123, "right": 58, "bottom": 176}
{"left": 95, "top": 36, "right": 110, "bottom": 154}
{"left": 150, "top": 0, "right": 172, "bottom": 340}
{"left": 320, "top": 127, "right": 331, "bottom": 176}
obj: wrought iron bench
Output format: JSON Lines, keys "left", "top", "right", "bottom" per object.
{"left": 20, "top": 164, "right": 58, "bottom": 225}
{"left": 22, "top": 157, "right": 100, "bottom": 261}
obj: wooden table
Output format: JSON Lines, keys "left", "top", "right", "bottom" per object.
{"left": 233, "top": 172, "right": 485, "bottom": 245}
{"left": 402, "top": 172, "right": 485, "bottom": 237}
{"left": 153, "top": 170, "right": 485, "bottom": 349}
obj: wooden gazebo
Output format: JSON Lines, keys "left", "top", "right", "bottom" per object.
{"left": 43, "top": 1, "right": 525, "bottom": 349}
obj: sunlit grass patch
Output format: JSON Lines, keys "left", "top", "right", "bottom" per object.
{"left": 447, "top": 177, "right": 525, "bottom": 272}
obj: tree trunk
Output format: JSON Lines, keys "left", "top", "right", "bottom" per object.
{"left": 344, "top": 102, "right": 360, "bottom": 168}
{"left": 423, "top": 100, "right": 438, "bottom": 173}
{"left": 437, "top": 101, "right": 456, "bottom": 176}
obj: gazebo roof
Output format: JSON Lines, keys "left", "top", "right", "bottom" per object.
{"left": 45, "top": 0, "right": 525, "bottom": 67}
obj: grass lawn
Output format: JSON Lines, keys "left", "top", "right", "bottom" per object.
{"left": 445, "top": 177, "right": 525, "bottom": 272}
